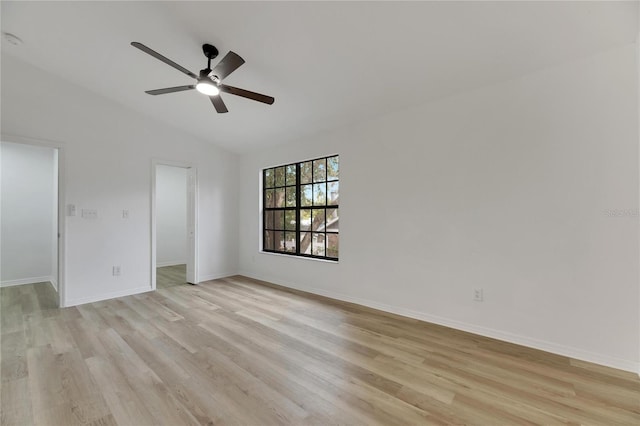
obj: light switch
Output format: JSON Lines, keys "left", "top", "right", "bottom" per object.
{"left": 82, "top": 209, "right": 98, "bottom": 219}
{"left": 122, "top": 210, "right": 129, "bottom": 219}
{"left": 67, "top": 204, "right": 76, "bottom": 216}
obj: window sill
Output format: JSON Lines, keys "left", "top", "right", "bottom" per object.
{"left": 259, "top": 250, "right": 339, "bottom": 264}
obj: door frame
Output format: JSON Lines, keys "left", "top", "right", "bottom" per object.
{"left": 150, "top": 159, "right": 198, "bottom": 289}
{"left": 0, "top": 133, "right": 66, "bottom": 307}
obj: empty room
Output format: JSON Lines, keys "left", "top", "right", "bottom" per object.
{"left": 1, "top": 1, "right": 639, "bottom": 425}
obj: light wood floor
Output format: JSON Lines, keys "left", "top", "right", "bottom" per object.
{"left": 1, "top": 276, "right": 639, "bottom": 425}
{"left": 157, "top": 264, "right": 187, "bottom": 289}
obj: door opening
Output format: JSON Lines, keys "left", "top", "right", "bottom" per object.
{"left": 151, "top": 162, "right": 197, "bottom": 290}
{"left": 0, "top": 140, "right": 60, "bottom": 308}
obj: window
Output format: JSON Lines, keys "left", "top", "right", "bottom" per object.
{"left": 263, "top": 155, "right": 339, "bottom": 260}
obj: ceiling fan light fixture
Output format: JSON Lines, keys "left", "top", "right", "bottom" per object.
{"left": 131, "top": 41, "right": 274, "bottom": 113}
{"left": 196, "top": 79, "right": 220, "bottom": 96}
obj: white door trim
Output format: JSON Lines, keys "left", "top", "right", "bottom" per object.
{"left": 185, "top": 167, "right": 197, "bottom": 284}
{"left": 151, "top": 159, "right": 198, "bottom": 289}
{"left": 0, "top": 133, "right": 66, "bottom": 307}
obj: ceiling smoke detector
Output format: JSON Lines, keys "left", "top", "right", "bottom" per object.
{"left": 2, "top": 32, "right": 23, "bottom": 46}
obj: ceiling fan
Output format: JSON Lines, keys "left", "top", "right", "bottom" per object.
{"left": 131, "top": 42, "right": 275, "bottom": 113}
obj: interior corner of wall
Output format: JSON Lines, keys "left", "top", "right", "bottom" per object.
{"left": 48, "top": 276, "right": 58, "bottom": 291}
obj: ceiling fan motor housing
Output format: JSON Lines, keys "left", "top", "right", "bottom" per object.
{"left": 202, "top": 44, "right": 219, "bottom": 60}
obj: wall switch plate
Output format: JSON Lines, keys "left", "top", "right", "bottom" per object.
{"left": 473, "top": 288, "right": 484, "bottom": 302}
{"left": 122, "top": 209, "right": 129, "bottom": 219}
{"left": 112, "top": 266, "right": 121, "bottom": 276}
{"left": 67, "top": 204, "right": 76, "bottom": 216}
{"left": 82, "top": 209, "right": 98, "bottom": 219}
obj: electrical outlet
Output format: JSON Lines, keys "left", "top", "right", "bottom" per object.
{"left": 473, "top": 288, "right": 483, "bottom": 302}
{"left": 122, "top": 209, "right": 129, "bottom": 219}
{"left": 112, "top": 266, "right": 121, "bottom": 276}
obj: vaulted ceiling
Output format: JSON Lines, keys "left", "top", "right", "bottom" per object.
{"left": 1, "top": 1, "right": 637, "bottom": 153}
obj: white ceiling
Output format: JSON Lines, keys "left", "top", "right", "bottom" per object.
{"left": 1, "top": 1, "right": 637, "bottom": 153}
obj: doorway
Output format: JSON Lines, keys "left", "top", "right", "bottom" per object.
{"left": 151, "top": 161, "right": 197, "bottom": 290}
{"left": 0, "top": 140, "right": 61, "bottom": 307}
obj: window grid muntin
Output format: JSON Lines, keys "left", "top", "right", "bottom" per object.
{"left": 263, "top": 155, "right": 338, "bottom": 260}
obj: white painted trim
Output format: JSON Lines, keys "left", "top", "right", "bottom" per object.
{"left": 1, "top": 276, "right": 52, "bottom": 288}
{"left": 151, "top": 159, "right": 199, "bottom": 291}
{"left": 51, "top": 149, "right": 59, "bottom": 294}
{"left": 0, "top": 133, "right": 66, "bottom": 149}
{"left": 637, "top": 16, "right": 640, "bottom": 377}
{"left": 187, "top": 167, "right": 199, "bottom": 284}
{"left": 0, "top": 134, "right": 66, "bottom": 308}
{"left": 239, "top": 271, "right": 640, "bottom": 374}
{"left": 198, "top": 272, "right": 236, "bottom": 283}
{"left": 65, "top": 286, "right": 152, "bottom": 307}
{"left": 156, "top": 261, "right": 187, "bottom": 268}
{"left": 151, "top": 163, "right": 157, "bottom": 291}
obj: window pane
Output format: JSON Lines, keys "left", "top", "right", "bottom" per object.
{"left": 275, "top": 231, "right": 285, "bottom": 252}
{"left": 286, "top": 165, "right": 296, "bottom": 185}
{"left": 265, "top": 189, "right": 275, "bottom": 208}
{"left": 326, "top": 208, "right": 339, "bottom": 232}
{"left": 300, "top": 232, "right": 312, "bottom": 254}
{"left": 284, "top": 232, "right": 296, "bottom": 253}
{"left": 301, "top": 184, "right": 313, "bottom": 207}
{"left": 264, "top": 211, "right": 274, "bottom": 229}
{"left": 285, "top": 210, "right": 296, "bottom": 231}
{"left": 313, "top": 158, "right": 326, "bottom": 182}
{"left": 300, "top": 209, "right": 311, "bottom": 231}
{"left": 275, "top": 188, "right": 285, "bottom": 208}
{"left": 265, "top": 168, "right": 275, "bottom": 188}
{"left": 311, "top": 208, "right": 325, "bottom": 231}
{"left": 274, "top": 210, "right": 285, "bottom": 230}
{"left": 327, "top": 233, "right": 339, "bottom": 258}
{"left": 313, "top": 183, "right": 326, "bottom": 206}
{"left": 300, "top": 161, "right": 313, "bottom": 184}
{"left": 264, "top": 231, "right": 275, "bottom": 251}
{"left": 312, "top": 233, "right": 325, "bottom": 256}
{"left": 327, "top": 156, "right": 339, "bottom": 180}
{"left": 285, "top": 186, "right": 296, "bottom": 207}
{"left": 327, "top": 181, "right": 339, "bottom": 204}
{"left": 275, "top": 166, "right": 285, "bottom": 187}
{"left": 263, "top": 155, "right": 338, "bottom": 260}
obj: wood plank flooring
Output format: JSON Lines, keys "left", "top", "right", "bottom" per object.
{"left": 1, "top": 276, "right": 639, "bottom": 425}
{"left": 157, "top": 264, "right": 187, "bottom": 289}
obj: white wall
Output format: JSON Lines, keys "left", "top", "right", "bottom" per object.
{"left": 238, "top": 44, "right": 640, "bottom": 372}
{"left": 1, "top": 142, "right": 58, "bottom": 287}
{"left": 156, "top": 165, "right": 187, "bottom": 267}
{"left": 1, "top": 55, "right": 239, "bottom": 306}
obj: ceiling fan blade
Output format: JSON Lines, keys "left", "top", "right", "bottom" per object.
{"left": 210, "top": 95, "right": 229, "bottom": 113}
{"left": 210, "top": 51, "right": 245, "bottom": 80}
{"left": 131, "top": 42, "right": 197, "bottom": 79}
{"left": 145, "top": 85, "right": 195, "bottom": 95}
{"left": 219, "top": 85, "right": 275, "bottom": 105}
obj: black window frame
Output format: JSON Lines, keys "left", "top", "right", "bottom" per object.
{"left": 262, "top": 154, "right": 339, "bottom": 261}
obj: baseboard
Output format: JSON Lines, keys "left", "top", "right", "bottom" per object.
{"left": 64, "top": 285, "right": 152, "bottom": 307}
{"left": 1, "top": 276, "right": 52, "bottom": 287}
{"left": 238, "top": 270, "right": 640, "bottom": 374}
{"left": 156, "top": 261, "right": 187, "bottom": 268}
{"left": 198, "top": 272, "right": 236, "bottom": 283}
